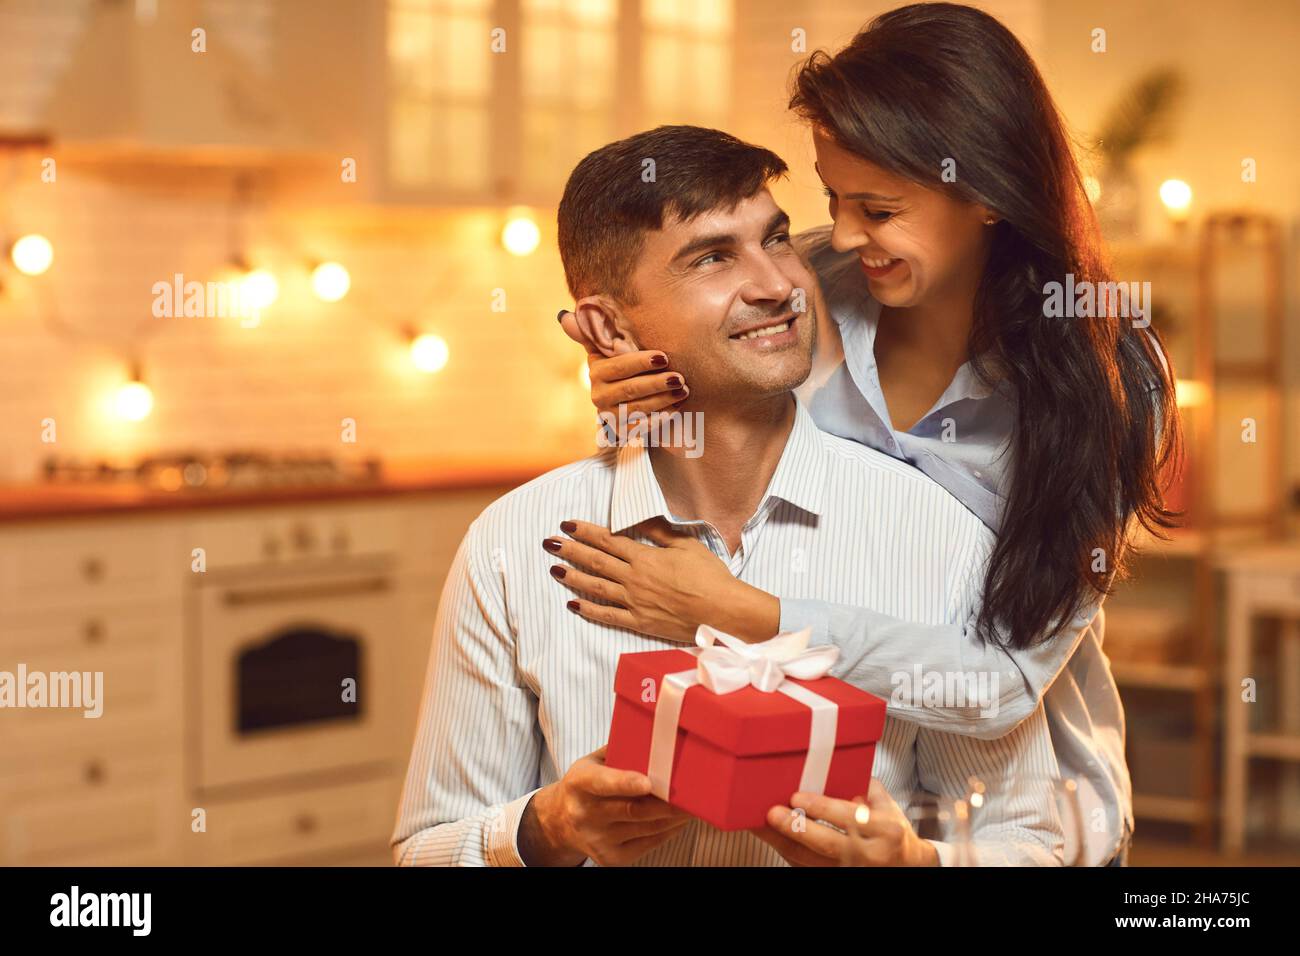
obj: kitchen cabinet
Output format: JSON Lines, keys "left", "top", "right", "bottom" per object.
{"left": 0, "top": 487, "right": 504, "bottom": 866}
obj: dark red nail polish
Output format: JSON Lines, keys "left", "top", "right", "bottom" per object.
{"left": 543, "top": 538, "right": 561, "bottom": 553}
{"left": 566, "top": 600, "right": 580, "bottom": 613}
{"left": 556, "top": 309, "right": 567, "bottom": 322}
{"left": 665, "top": 376, "right": 682, "bottom": 388}
{"left": 560, "top": 520, "right": 577, "bottom": 534}
{"left": 650, "top": 354, "right": 668, "bottom": 367}
{"left": 550, "top": 565, "right": 566, "bottom": 579}
{"left": 671, "top": 388, "right": 687, "bottom": 398}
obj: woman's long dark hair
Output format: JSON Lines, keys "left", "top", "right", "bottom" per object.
{"left": 790, "top": 2, "right": 1181, "bottom": 650}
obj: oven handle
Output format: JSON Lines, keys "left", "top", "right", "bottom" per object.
{"left": 221, "top": 576, "right": 392, "bottom": 607}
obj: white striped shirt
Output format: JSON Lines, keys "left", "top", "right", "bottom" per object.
{"left": 392, "top": 399, "right": 1064, "bottom": 866}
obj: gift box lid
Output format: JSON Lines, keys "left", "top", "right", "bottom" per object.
{"left": 613, "top": 648, "right": 887, "bottom": 757}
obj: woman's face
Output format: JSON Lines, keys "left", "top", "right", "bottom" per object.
{"left": 811, "top": 128, "right": 992, "bottom": 311}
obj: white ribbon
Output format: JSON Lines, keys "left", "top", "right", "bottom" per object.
{"left": 646, "top": 626, "right": 842, "bottom": 804}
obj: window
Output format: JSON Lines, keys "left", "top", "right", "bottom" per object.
{"left": 641, "top": 0, "right": 732, "bottom": 129}
{"left": 520, "top": 0, "right": 618, "bottom": 194}
{"left": 387, "top": 0, "right": 493, "bottom": 191}
{"left": 382, "top": 0, "right": 733, "bottom": 200}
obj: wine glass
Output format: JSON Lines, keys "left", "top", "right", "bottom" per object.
{"left": 839, "top": 790, "right": 977, "bottom": 866}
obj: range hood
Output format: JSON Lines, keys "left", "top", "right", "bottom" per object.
{"left": 43, "top": 0, "right": 325, "bottom": 166}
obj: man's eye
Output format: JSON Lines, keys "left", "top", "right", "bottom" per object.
{"left": 766, "top": 232, "right": 791, "bottom": 246}
{"left": 694, "top": 252, "right": 725, "bottom": 267}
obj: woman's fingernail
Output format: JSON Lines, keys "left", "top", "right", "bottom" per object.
{"left": 550, "top": 565, "right": 566, "bottom": 579}
{"left": 671, "top": 388, "right": 687, "bottom": 398}
{"left": 556, "top": 309, "right": 567, "bottom": 322}
{"left": 665, "top": 376, "right": 682, "bottom": 388}
{"left": 560, "top": 520, "right": 577, "bottom": 534}
{"left": 566, "top": 600, "right": 581, "bottom": 613}
{"left": 650, "top": 354, "right": 668, "bottom": 367}
{"left": 543, "top": 538, "right": 562, "bottom": 553}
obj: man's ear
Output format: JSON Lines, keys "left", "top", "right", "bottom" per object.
{"left": 572, "top": 296, "right": 640, "bottom": 358}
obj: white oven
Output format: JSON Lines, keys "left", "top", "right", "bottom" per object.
{"left": 191, "top": 546, "right": 404, "bottom": 794}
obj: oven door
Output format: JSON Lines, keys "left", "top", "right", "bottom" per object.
{"left": 193, "top": 556, "right": 402, "bottom": 792}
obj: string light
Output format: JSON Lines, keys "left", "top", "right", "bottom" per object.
{"left": 501, "top": 209, "right": 540, "bottom": 256}
{"left": 240, "top": 268, "right": 279, "bottom": 310}
{"left": 311, "top": 261, "right": 350, "bottom": 302}
{"left": 114, "top": 362, "right": 154, "bottom": 421}
{"left": 410, "top": 332, "right": 449, "bottom": 374}
{"left": 1158, "top": 179, "right": 1193, "bottom": 222}
{"left": 11, "top": 233, "right": 53, "bottom": 275}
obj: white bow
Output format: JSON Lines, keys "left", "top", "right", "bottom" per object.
{"left": 693, "top": 624, "right": 840, "bottom": 694}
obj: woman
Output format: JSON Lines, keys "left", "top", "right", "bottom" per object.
{"left": 553, "top": 3, "right": 1179, "bottom": 866}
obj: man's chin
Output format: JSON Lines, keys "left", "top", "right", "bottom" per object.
{"left": 710, "top": 365, "right": 812, "bottom": 403}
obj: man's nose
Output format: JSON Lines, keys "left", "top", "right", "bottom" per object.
{"left": 739, "top": 252, "right": 795, "bottom": 305}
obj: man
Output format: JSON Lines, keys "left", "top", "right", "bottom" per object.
{"left": 391, "top": 126, "right": 1063, "bottom": 866}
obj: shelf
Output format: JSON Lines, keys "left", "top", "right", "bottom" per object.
{"left": 1112, "top": 661, "right": 1209, "bottom": 691}
{"left": 1248, "top": 734, "right": 1300, "bottom": 762}
{"left": 1130, "top": 525, "right": 1207, "bottom": 558}
{"left": 1133, "top": 794, "right": 1212, "bottom": 825}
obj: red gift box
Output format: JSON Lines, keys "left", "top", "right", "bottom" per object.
{"left": 605, "top": 646, "right": 888, "bottom": 831}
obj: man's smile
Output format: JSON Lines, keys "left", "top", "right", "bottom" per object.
{"left": 727, "top": 312, "right": 798, "bottom": 347}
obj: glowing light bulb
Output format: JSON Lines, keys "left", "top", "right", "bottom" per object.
{"left": 242, "top": 269, "right": 279, "bottom": 310}
{"left": 11, "top": 234, "right": 54, "bottom": 275}
{"left": 579, "top": 360, "right": 591, "bottom": 390}
{"left": 410, "top": 333, "right": 449, "bottom": 373}
{"left": 1158, "top": 179, "right": 1193, "bottom": 221}
{"left": 1175, "top": 378, "right": 1208, "bottom": 408}
{"left": 502, "top": 214, "right": 540, "bottom": 256}
{"left": 311, "top": 261, "right": 350, "bottom": 302}
{"left": 115, "top": 380, "right": 154, "bottom": 421}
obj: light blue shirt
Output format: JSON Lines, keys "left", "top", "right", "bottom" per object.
{"left": 782, "top": 225, "right": 1134, "bottom": 866}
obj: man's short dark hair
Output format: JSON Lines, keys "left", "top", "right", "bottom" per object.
{"left": 556, "top": 126, "right": 788, "bottom": 304}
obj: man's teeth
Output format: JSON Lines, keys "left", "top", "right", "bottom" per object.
{"left": 863, "top": 256, "right": 897, "bottom": 268}
{"left": 736, "top": 320, "right": 791, "bottom": 340}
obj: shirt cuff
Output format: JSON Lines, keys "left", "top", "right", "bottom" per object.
{"left": 779, "top": 597, "right": 831, "bottom": 647}
{"left": 485, "top": 789, "right": 544, "bottom": 867}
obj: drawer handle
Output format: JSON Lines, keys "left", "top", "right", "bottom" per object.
{"left": 83, "top": 619, "right": 105, "bottom": 645}
{"left": 223, "top": 576, "right": 390, "bottom": 606}
{"left": 84, "top": 760, "right": 106, "bottom": 785}
{"left": 81, "top": 557, "right": 105, "bottom": 582}
{"left": 294, "top": 813, "right": 318, "bottom": 835}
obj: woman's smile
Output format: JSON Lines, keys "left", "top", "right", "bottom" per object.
{"left": 860, "top": 256, "right": 907, "bottom": 279}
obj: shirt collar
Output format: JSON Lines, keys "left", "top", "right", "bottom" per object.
{"left": 609, "top": 398, "right": 829, "bottom": 534}
{"left": 832, "top": 272, "right": 999, "bottom": 408}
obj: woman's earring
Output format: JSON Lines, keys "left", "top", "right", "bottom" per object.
{"left": 983, "top": 216, "right": 997, "bottom": 225}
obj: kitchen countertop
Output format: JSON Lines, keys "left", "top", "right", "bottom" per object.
{"left": 0, "top": 459, "right": 563, "bottom": 523}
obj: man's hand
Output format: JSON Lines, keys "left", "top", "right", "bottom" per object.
{"left": 518, "top": 746, "right": 691, "bottom": 866}
{"left": 752, "top": 780, "right": 940, "bottom": 867}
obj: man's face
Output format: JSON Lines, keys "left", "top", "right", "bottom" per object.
{"left": 619, "top": 189, "right": 815, "bottom": 402}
